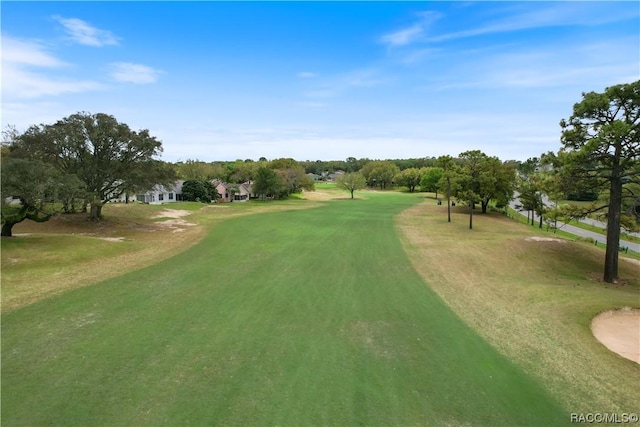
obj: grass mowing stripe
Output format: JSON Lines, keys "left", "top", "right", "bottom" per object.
{"left": 2, "top": 193, "right": 568, "bottom": 426}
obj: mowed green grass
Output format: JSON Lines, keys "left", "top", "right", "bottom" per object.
{"left": 2, "top": 193, "right": 568, "bottom": 426}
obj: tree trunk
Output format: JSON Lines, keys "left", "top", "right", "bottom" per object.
{"left": 481, "top": 200, "right": 488, "bottom": 213}
{"left": 603, "top": 174, "right": 623, "bottom": 283}
{"left": 350, "top": 189, "right": 354, "bottom": 199}
{"left": 1, "top": 221, "right": 16, "bottom": 237}
{"left": 89, "top": 202, "right": 103, "bottom": 221}
{"left": 446, "top": 179, "right": 451, "bottom": 223}
{"left": 469, "top": 200, "right": 473, "bottom": 229}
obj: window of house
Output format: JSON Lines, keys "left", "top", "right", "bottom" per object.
{"left": 169, "top": 193, "right": 174, "bottom": 200}
{"left": 159, "top": 193, "right": 164, "bottom": 201}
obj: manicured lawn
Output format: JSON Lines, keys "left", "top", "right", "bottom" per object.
{"left": 2, "top": 193, "right": 568, "bottom": 426}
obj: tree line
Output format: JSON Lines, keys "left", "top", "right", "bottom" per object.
{"left": 2, "top": 81, "right": 638, "bottom": 282}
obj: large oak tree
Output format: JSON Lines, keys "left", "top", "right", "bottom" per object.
{"left": 12, "top": 112, "right": 175, "bottom": 220}
{"left": 558, "top": 80, "right": 640, "bottom": 283}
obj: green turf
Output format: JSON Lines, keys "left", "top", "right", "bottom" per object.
{"left": 2, "top": 193, "right": 568, "bottom": 426}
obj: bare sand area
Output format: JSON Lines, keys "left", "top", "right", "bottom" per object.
{"left": 592, "top": 308, "right": 640, "bottom": 364}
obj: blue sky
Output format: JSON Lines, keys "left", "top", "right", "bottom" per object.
{"left": 2, "top": 1, "right": 638, "bottom": 162}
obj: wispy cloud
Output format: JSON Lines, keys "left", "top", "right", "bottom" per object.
{"left": 53, "top": 16, "right": 119, "bottom": 46}
{"left": 110, "top": 62, "right": 163, "bottom": 84}
{"left": 422, "top": 36, "right": 639, "bottom": 91}
{"left": 2, "top": 35, "right": 68, "bottom": 67}
{"left": 380, "top": 11, "right": 442, "bottom": 47}
{"left": 297, "top": 71, "right": 316, "bottom": 78}
{"left": 296, "top": 101, "right": 327, "bottom": 108}
{"left": 1, "top": 35, "right": 103, "bottom": 99}
{"left": 427, "top": 3, "right": 639, "bottom": 43}
{"left": 380, "top": 24, "right": 424, "bottom": 47}
{"left": 303, "top": 69, "right": 387, "bottom": 99}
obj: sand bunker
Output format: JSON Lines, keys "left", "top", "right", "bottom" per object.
{"left": 592, "top": 308, "right": 640, "bottom": 364}
{"left": 525, "top": 237, "right": 565, "bottom": 243}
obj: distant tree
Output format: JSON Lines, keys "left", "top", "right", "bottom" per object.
{"left": 557, "top": 80, "right": 640, "bottom": 283}
{"left": 457, "top": 150, "right": 515, "bottom": 217}
{"left": 394, "top": 168, "right": 423, "bottom": 192}
{"left": 456, "top": 152, "right": 485, "bottom": 229}
{"left": 420, "top": 167, "right": 444, "bottom": 197}
{"left": 12, "top": 112, "right": 175, "bottom": 220}
{"left": 360, "top": 160, "right": 400, "bottom": 189}
{"left": 336, "top": 172, "right": 366, "bottom": 199}
{"left": 227, "top": 160, "right": 257, "bottom": 183}
{"left": 436, "top": 156, "right": 458, "bottom": 223}
{"left": 175, "top": 159, "right": 220, "bottom": 181}
{"left": 253, "top": 166, "right": 282, "bottom": 200}
{"left": 516, "top": 157, "right": 547, "bottom": 228}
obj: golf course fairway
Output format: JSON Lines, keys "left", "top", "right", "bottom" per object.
{"left": 1, "top": 192, "right": 569, "bottom": 426}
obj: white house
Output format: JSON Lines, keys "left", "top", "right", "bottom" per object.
{"left": 136, "top": 181, "right": 184, "bottom": 204}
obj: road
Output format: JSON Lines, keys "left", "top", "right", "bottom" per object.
{"left": 509, "top": 198, "right": 640, "bottom": 253}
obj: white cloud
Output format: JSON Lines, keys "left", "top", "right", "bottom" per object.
{"left": 380, "top": 24, "right": 424, "bottom": 47}
{"left": 53, "top": 16, "right": 119, "bottom": 46}
{"left": 1, "top": 35, "right": 103, "bottom": 99}
{"left": 297, "top": 71, "right": 316, "bottom": 78}
{"left": 2, "top": 65, "right": 103, "bottom": 99}
{"left": 427, "top": 3, "right": 639, "bottom": 43}
{"left": 423, "top": 37, "right": 639, "bottom": 91}
{"left": 2, "top": 35, "right": 68, "bottom": 67}
{"left": 380, "top": 11, "right": 442, "bottom": 47}
{"left": 110, "top": 62, "right": 163, "bottom": 84}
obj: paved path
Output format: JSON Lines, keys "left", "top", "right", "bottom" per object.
{"left": 509, "top": 198, "right": 639, "bottom": 253}
{"left": 540, "top": 195, "right": 640, "bottom": 240}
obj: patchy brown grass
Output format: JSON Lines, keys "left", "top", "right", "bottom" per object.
{"left": 1, "top": 200, "right": 321, "bottom": 312}
{"left": 396, "top": 200, "right": 640, "bottom": 414}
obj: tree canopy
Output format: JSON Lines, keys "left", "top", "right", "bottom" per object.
{"left": 11, "top": 112, "right": 175, "bottom": 220}
{"left": 360, "top": 161, "right": 400, "bottom": 189}
{"left": 336, "top": 172, "right": 366, "bottom": 199}
{"left": 394, "top": 168, "right": 423, "bottom": 193}
{"left": 181, "top": 180, "right": 219, "bottom": 203}
{"left": 557, "top": 80, "right": 640, "bottom": 283}
{"left": 1, "top": 158, "right": 84, "bottom": 236}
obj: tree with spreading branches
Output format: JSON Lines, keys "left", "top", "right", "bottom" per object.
{"left": 336, "top": 172, "right": 366, "bottom": 199}
{"left": 557, "top": 80, "right": 640, "bottom": 283}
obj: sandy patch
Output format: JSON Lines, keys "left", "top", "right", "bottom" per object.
{"left": 151, "top": 209, "right": 192, "bottom": 219}
{"left": 592, "top": 308, "right": 640, "bottom": 364}
{"left": 525, "top": 236, "right": 565, "bottom": 243}
{"left": 151, "top": 210, "right": 196, "bottom": 232}
{"left": 621, "top": 257, "right": 640, "bottom": 266}
{"left": 97, "top": 237, "right": 125, "bottom": 242}
{"left": 153, "top": 218, "right": 197, "bottom": 233}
